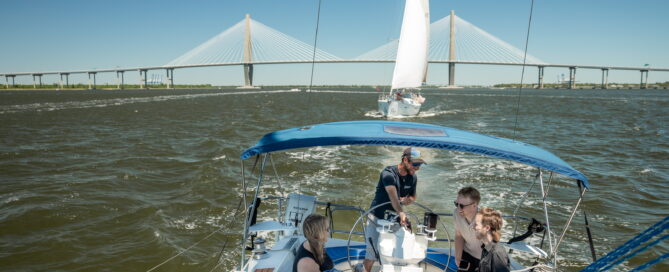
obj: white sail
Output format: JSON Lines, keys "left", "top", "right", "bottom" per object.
{"left": 391, "top": 0, "right": 430, "bottom": 90}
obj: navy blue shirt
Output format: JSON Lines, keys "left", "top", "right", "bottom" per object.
{"left": 479, "top": 242, "right": 510, "bottom": 272}
{"left": 369, "top": 165, "right": 417, "bottom": 219}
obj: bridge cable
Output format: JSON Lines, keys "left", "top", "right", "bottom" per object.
{"left": 512, "top": 0, "right": 535, "bottom": 141}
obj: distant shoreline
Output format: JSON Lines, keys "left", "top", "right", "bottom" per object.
{"left": 1, "top": 83, "right": 667, "bottom": 91}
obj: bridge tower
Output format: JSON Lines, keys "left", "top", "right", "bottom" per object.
{"left": 239, "top": 14, "right": 259, "bottom": 89}
{"left": 448, "top": 10, "right": 456, "bottom": 87}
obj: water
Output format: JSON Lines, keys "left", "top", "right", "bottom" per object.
{"left": 0, "top": 88, "right": 667, "bottom": 271}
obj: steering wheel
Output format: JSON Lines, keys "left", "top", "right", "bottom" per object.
{"left": 346, "top": 201, "right": 453, "bottom": 271}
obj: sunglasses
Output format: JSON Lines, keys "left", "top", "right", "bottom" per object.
{"left": 454, "top": 201, "right": 475, "bottom": 209}
{"left": 411, "top": 162, "right": 423, "bottom": 167}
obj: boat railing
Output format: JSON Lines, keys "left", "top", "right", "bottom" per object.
{"left": 257, "top": 195, "right": 368, "bottom": 237}
{"left": 258, "top": 195, "right": 536, "bottom": 238}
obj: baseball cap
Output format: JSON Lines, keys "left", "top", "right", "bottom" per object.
{"left": 403, "top": 147, "right": 427, "bottom": 164}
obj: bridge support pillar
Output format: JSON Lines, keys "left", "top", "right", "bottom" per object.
{"left": 6, "top": 75, "right": 15, "bottom": 88}
{"left": 569, "top": 67, "right": 576, "bottom": 89}
{"left": 88, "top": 72, "right": 97, "bottom": 90}
{"left": 601, "top": 69, "right": 609, "bottom": 89}
{"left": 537, "top": 66, "right": 544, "bottom": 89}
{"left": 166, "top": 68, "right": 174, "bottom": 89}
{"left": 640, "top": 70, "right": 649, "bottom": 89}
{"left": 117, "top": 71, "right": 125, "bottom": 89}
{"left": 448, "top": 63, "right": 455, "bottom": 87}
{"left": 139, "top": 69, "right": 148, "bottom": 89}
{"left": 59, "top": 73, "right": 69, "bottom": 89}
{"left": 243, "top": 64, "right": 254, "bottom": 87}
{"left": 32, "top": 74, "right": 42, "bottom": 89}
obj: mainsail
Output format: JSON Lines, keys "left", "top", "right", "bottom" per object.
{"left": 391, "top": 0, "right": 430, "bottom": 90}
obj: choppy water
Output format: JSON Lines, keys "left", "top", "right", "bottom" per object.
{"left": 0, "top": 88, "right": 667, "bottom": 271}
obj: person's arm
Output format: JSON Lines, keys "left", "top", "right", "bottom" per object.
{"left": 296, "top": 257, "right": 320, "bottom": 272}
{"left": 454, "top": 229, "right": 464, "bottom": 267}
{"left": 384, "top": 185, "right": 406, "bottom": 225}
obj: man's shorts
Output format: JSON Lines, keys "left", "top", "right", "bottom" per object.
{"left": 364, "top": 214, "right": 381, "bottom": 260}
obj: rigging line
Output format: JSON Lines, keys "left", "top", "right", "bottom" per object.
{"left": 208, "top": 196, "right": 248, "bottom": 272}
{"left": 148, "top": 157, "right": 258, "bottom": 272}
{"left": 303, "top": 0, "right": 323, "bottom": 164}
{"left": 629, "top": 251, "right": 669, "bottom": 272}
{"left": 578, "top": 180, "right": 597, "bottom": 262}
{"left": 512, "top": 0, "right": 535, "bottom": 141}
{"left": 308, "top": 0, "right": 323, "bottom": 93}
{"left": 269, "top": 154, "right": 286, "bottom": 198}
{"left": 146, "top": 196, "right": 246, "bottom": 272}
{"left": 511, "top": 172, "right": 539, "bottom": 238}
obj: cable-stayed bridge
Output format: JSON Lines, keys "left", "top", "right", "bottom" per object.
{"left": 2, "top": 13, "right": 667, "bottom": 89}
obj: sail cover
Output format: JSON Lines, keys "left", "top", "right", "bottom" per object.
{"left": 391, "top": 0, "right": 430, "bottom": 90}
{"left": 240, "top": 121, "right": 589, "bottom": 188}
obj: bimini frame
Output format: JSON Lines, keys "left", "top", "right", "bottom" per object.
{"left": 236, "top": 120, "right": 594, "bottom": 270}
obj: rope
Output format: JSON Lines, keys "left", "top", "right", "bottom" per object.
{"left": 208, "top": 197, "right": 248, "bottom": 272}
{"left": 511, "top": 172, "right": 538, "bottom": 237}
{"left": 581, "top": 216, "right": 669, "bottom": 272}
{"left": 269, "top": 154, "right": 286, "bottom": 198}
{"left": 146, "top": 196, "right": 246, "bottom": 272}
{"left": 629, "top": 251, "right": 669, "bottom": 272}
{"left": 512, "top": 0, "right": 535, "bottom": 141}
{"left": 599, "top": 233, "right": 669, "bottom": 271}
{"left": 147, "top": 155, "right": 262, "bottom": 272}
{"left": 578, "top": 180, "right": 597, "bottom": 262}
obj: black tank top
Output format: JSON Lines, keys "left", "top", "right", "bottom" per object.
{"left": 292, "top": 242, "right": 334, "bottom": 272}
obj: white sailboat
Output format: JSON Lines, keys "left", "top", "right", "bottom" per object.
{"left": 378, "top": 0, "right": 429, "bottom": 117}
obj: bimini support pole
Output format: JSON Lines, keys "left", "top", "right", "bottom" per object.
{"left": 511, "top": 172, "right": 539, "bottom": 238}
{"left": 239, "top": 158, "right": 248, "bottom": 271}
{"left": 239, "top": 154, "right": 267, "bottom": 271}
{"left": 552, "top": 179, "right": 588, "bottom": 262}
{"left": 538, "top": 169, "right": 554, "bottom": 261}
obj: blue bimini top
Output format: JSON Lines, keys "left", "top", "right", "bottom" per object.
{"left": 241, "top": 121, "right": 589, "bottom": 189}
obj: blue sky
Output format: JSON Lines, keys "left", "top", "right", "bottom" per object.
{"left": 1, "top": 0, "right": 668, "bottom": 86}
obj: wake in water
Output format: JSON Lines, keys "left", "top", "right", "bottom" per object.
{"left": 0, "top": 89, "right": 300, "bottom": 114}
{"left": 306, "top": 89, "right": 378, "bottom": 94}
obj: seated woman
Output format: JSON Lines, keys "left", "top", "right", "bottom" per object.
{"left": 473, "top": 207, "right": 511, "bottom": 272}
{"left": 293, "top": 214, "right": 334, "bottom": 272}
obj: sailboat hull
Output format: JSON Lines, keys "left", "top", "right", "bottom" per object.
{"left": 378, "top": 97, "right": 422, "bottom": 117}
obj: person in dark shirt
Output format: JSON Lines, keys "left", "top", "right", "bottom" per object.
{"left": 474, "top": 207, "right": 510, "bottom": 272}
{"left": 293, "top": 214, "right": 334, "bottom": 272}
{"left": 363, "top": 147, "right": 426, "bottom": 272}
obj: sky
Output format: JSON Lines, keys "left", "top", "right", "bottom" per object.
{"left": 1, "top": 0, "right": 668, "bottom": 86}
